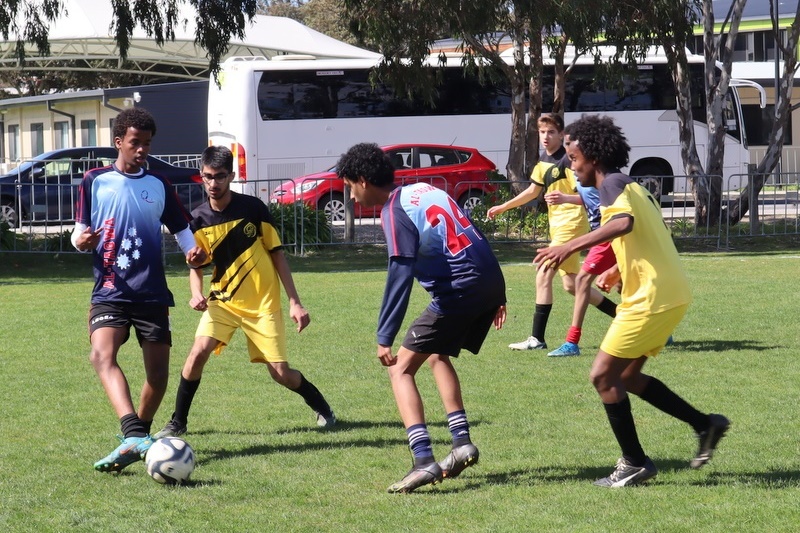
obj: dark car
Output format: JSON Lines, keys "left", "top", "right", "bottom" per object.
{"left": 0, "top": 147, "right": 204, "bottom": 226}
{"left": 270, "top": 144, "right": 498, "bottom": 222}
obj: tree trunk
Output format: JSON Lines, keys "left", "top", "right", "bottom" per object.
{"left": 507, "top": 36, "right": 530, "bottom": 193}
{"left": 726, "top": 0, "right": 800, "bottom": 226}
{"left": 660, "top": 42, "right": 708, "bottom": 223}
{"left": 525, "top": 30, "right": 544, "bottom": 183}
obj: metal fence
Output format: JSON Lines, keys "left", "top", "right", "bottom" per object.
{"left": 2, "top": 171, "right": 799, "bottom": 255}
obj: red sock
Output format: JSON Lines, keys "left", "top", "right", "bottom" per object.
{"left": 566, "top": 326, "right": 581, "bottom": 344}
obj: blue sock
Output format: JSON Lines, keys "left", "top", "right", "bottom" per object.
{"left": 406, "top": 424, "right": 434, "bottom": 465}
{"left": 447, "top": 410, "right": 471, "bottom": 447}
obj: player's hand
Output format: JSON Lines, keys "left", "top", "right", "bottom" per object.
{"left": 544, "top": 191, "right": 565, "bottom": 205}
{"left": 596, "top": 265, "right": 622, "bottom": 293}
{"left": 186, "top": 246, "right": 207, "bottom": 267}
{"left": 289, "top": 302, "right": 310, "bottom": 333}
{"left": 486, "top": 205, "right": 504, "bottom": 220}
{"left": 533, "top": 244, "right": 571, "bottom": 272}
{"left": 76, "top": 227, "right": 103, "bottom": 252}
{"left": 377, "top": 345, "right": 397, "bottom": 367}
{"left": 189, "top": 294, "right": 208, "bottom": 311}
{"left": 494, "top": 305, "right": 507, "bottom": 330}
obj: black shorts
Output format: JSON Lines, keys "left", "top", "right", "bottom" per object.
{"left": 88, "top": 302, "right": 172, "bottom": 346}
{"left": 401, "top": 304, "right": 501, "bottom": 357}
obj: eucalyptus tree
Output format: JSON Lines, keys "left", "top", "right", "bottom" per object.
{"left": 0, "top": 0, "right": 259, "bottom": 76}
{"left": 726, "top": 0, "right": 800, "bottom": 226}
{"left": 342, "top": 0, "right": 608, "bottom": 191}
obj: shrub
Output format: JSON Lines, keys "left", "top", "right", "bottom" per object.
{"left": 470, "top": 180, "right": 549, "bottom": 241}
{"left": 0, "top": 221, "right": 12, "bottom": 250}
{"left": 268, "top": 202, "right": 332, "bottom": 253}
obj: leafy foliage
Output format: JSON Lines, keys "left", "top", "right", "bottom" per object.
{"left": 268, "top": 201, "right": 332, "bottom": 253}
{"left": 0, "top": 219, "right": 16, "bottom": 250}
{"left": 0, "top": 0, "right": 259, "bottom": 77}
{"left": 470, "top": 179, "right": 549, "bottom": 241}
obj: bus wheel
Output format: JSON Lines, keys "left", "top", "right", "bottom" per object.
{"left": 637, "top": 176, "right": 661, "bottom": 200}
{"left": 319, "top": 193, "right": 346, "bottom": 222}
{"left": 458, "top": 191, "right": 484, "bottom": 216}
{"left": 631, "top": 164, "right": 668, "bottom": 202}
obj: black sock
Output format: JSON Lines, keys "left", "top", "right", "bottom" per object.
{"left": 292, "top": 373, "right": 332, "bottom": 416}
{"left": 532, "top": 304, "right": 552, "bottom": 341}
{"left": 603, "top": 396, "right": 646, "bottom": 466}
{"left": 120, "top": 413, "right": 147, "bottom": 438}
{"left": 172, "top": 376, "right": 201, "bottom": 425}
{"left": 596, "top": 297, "right": 617, "bottom": 318}
{"left": 637, "top": 377, "right": 708, "bottom": 433}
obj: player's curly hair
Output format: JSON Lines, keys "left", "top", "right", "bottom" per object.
{"left": 569, "top": 114, "right": 630, "bottom": 170}
{"left": 112, "top": 107, "right": 157, "bottom": 140}
{"left": 336, "top": 143, "right": 394, "bottom": 187}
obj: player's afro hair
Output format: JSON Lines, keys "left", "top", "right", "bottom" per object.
{"left": 113, "top": 107, "right": 157, "bottom": 140}
{"left": 336, "top": 143, "right": 394, "bottom": 187}
{"left": 569, "top": 114, "right": 630, "bottom": 171}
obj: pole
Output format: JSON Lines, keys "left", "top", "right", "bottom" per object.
{"left": 774, "top": 0, "right": 782, "bottom": 186}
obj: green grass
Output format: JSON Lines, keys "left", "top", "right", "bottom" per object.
{"left": 1, "top": 248, "right": 800, "bottom": 532}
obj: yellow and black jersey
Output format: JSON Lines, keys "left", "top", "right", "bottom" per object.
{"left": 190, "top": 191, "right": 283, "bottom": 318}
{"left": 600, "top": 172, "right": 692, "bottom": 315}
{"left": 531, "top": 147, "right": 588, "bottom": 235}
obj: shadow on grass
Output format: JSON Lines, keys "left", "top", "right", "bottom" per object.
{"left": 692, "top": 469, "right": 800, "bottom": 488}
{"left": 187, "top": 418, "right": 486, "bottom": 438}
{"left": 195, "top": 418, "right": 489, "bottom": 465}
{"left": 201, "top": 436, "right": 409, "bottom": 464}
{"left": 423, "top": 457, "right": 800, "bottom": 492}
{"left": 672, "top": 339, "right": 774, "bottom": 352}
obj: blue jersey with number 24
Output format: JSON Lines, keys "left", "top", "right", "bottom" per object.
{"left": 382, "top": 183, "right": 506, "bottom": 314}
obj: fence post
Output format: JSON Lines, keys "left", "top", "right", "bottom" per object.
{"left": 343, "top": 183, "right": 354, "bottom": 243}
{"left": 749, "top": 164, "right": 759, "bottom": 236}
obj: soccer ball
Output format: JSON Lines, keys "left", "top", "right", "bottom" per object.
{"left": 145, "top": 437, "right": 196, "bottom": 485}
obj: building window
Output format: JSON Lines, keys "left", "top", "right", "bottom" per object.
{"left": 0, "top": 123, "right": 5, "bottom": 163}
{"left": 692, "top": 30, "right": 787, "bottom": 62}
{"left": 8, "top": 124, "right": 19, "bottom": 161}
{"left": 54, "top": 121, "right": 70, "bottom": 149}
{"left": 80, "top": 119, "right": 96, "bottom": 146}
{"left": 31, "top": 123, "right": 44, "bottom": 156}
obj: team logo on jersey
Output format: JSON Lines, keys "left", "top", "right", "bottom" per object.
{"left": 117, "top": 226, "right": 143, "bottom": 270}
{"left": 244, "top": 222, "right": 257, "bottom": 238}
{"left": 140, "top": 190, "right": 154, "bottom": 203}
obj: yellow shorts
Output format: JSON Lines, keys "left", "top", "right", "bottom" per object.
{"left": 548, "top": 227, "right": 586, "bottom": 275}
{"left": 195, "top": 303, "right": 287, "bottom": 363}
{"left": 600, "top": 304, "right": 688, "bottom": 359}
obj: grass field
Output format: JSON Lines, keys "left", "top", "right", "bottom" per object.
{"left": 1, "top": 247, "right": 799, "bottom": 532}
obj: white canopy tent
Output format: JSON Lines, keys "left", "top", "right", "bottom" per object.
{"left": 0, "top": 0, "right": 379, "bottom": 81}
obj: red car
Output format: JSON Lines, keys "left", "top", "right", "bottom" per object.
{"left": 270, "top": 144, "right": 497, "bottom": 221}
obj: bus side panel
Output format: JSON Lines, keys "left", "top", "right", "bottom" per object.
{"left": 207, "top": 65, "right": 261, "bottom": 198}
{"left": 255, "top": 114, "right": 512, "bottom": 180}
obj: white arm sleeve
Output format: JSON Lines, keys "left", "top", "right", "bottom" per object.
{"left": 174, "top": 226, "right": 197, "bottom": 256}
{"left": 71, "top": 222, "right": 88, "bottom": 252}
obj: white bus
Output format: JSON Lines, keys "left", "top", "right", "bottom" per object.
{"left": 208, "top": 50, "right": 763, "bottom": 201}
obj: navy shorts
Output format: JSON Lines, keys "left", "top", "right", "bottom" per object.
{"left": 89, "top": 302, "right": 172, "bottom": 346}
{"left": 401, "top": 304, "right": 501, "bottom": 357}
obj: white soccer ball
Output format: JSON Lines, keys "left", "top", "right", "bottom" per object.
{"left": 145, "top": 437, "right": 196, "bottom": 485}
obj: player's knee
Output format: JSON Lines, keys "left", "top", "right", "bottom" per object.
{"left": 184, "top": 349, "right": 211, "bottom": 373}
{"left": 268, "top": 364, "right": 297, "bottom": 387}
{"left": 148, "top": 365, "right": 170, "bottom": 389}
{"left": 589, "top": 368, "right": 608, "bottom": 392}
{"left": 576, "top": 270, "right": 593, "bottom": 288}
{"left": 88, "top": 349, "right": 113, "bottom": 371}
